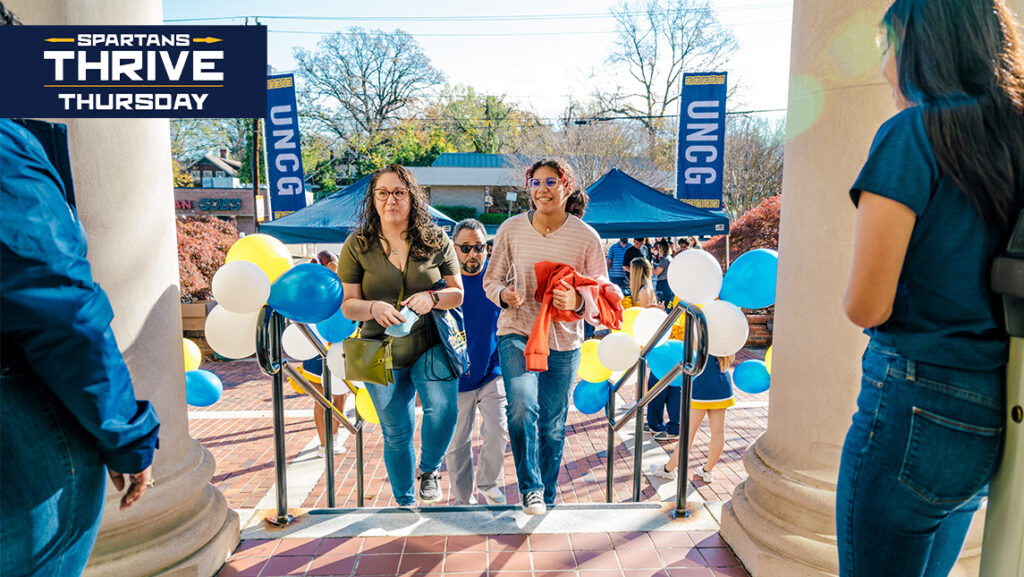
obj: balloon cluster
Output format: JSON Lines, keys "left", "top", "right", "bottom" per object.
{"left": 571, "top": 247, "right": 778, "bottom": 413}
{"left": 183, "top": 337, "right": 222, "bottom": 406}
{"left": 200, "top": 234, "right": 379, "bottom": 422}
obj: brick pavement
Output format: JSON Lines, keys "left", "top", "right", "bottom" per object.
{"left": 190, "top": 349, "right": 768, "bottom": 510}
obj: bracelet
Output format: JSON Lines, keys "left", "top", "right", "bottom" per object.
{"left": 368, "top": 301, "right": 377, "bottom": 318}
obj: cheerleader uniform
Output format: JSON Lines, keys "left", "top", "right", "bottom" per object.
{"left": 690, "top": 356, "right": 735, "bottom": 410}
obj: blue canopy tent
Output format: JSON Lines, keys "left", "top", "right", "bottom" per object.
{"left": 259, "top": 175, "right": 457, "bottom": 244}
{"left": 583, "top": 168, "right": 730, "bottom": 239}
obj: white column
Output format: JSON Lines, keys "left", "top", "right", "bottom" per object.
{"left": 7, "top": 2, "right": 239, "bottom": 575}
{"left": 718, "top": 0, "right": 1022, "bottom": 575}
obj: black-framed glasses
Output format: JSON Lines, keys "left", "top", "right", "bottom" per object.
{"left": 374, "top": 188, "right": 409, "bottom": 201}
{"left": 456, "top": 244, "right": 486, "bottom": 254}
{"left": 527, "top": 177, "right": 561, "bottom": 189}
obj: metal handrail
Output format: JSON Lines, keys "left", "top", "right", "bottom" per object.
{"left": 256, "top": 306, "right": 367, "bottom": 524}
{"left": 602, "top": 301, "right": 709, "bottom": 516}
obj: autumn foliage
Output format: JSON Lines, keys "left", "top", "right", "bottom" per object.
{"left": 704, "top": 194, "right": 780, "bottom": 268}
{"left": 177, "top": 216, "right": 238, "bottom": 301}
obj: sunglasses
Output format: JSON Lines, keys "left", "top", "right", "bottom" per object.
{"left": 374, "top": 188, "right": 409, "bottom": 201}
{"left": 527, "top": 177, "right": 561, "bottom": 189}
{"left": 456, "top": 244, "right": 486, "bottom": 254}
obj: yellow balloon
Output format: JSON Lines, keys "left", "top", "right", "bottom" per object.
{"left": 577, "top": 338, "right": 613, "bottom": 383}
{"left": 224, "top": 233, "right": 293, "bottom": 283}
{"left": 355, "top": 388, "right": 380, "bottom": 424}
{"left": 765, "top": 345, "right": 773, "bottom": 374}
{"left": 613, "top": 307, "right": 644, "bottom": 337}
{"left": 183, "top": 338, "right": 202, "bottom": 372}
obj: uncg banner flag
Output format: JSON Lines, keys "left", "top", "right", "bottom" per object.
{"left": 0, "top": 25, "right": 266, "bottom": 118}
{"left": 265, "top": 74, "right": 307, "bottom": 220}
{"left": 676, "top": 72, "right": 727, "bottom": 210}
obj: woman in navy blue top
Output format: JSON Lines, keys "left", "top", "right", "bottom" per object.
{"left": 836, "top": 1, "right": 1024, "bottom": 575}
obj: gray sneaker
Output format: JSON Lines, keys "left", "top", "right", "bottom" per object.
{"left": 418, "top": 471, "right": 442, "bottom": 504}
{"left": 654, "top": 430, "right": 679, "bottom": 440}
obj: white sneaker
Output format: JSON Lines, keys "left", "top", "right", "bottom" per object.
{"left": 316, "top": 445, "right": 326, "bottom": 458}
{"left": 699, "top": 467, "right": 714, "bottom": 484}
{"left": 522, "top": 491, "right": 546, "bottom": 515}
{"left": 481, "top": 486, "right": 506, "bottom": 505}
{"left": 648, "top": 463, "right": 675, "bottom": 481}
{"left": 332, "top": 433, "right": 346, "bottom": 454}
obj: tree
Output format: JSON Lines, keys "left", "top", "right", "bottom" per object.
{"left": 721, "top": 116, "right": 784, "bottom": 221}
{"left": 354, "top": 123, "right": 455, "bottom": 175}
{"left": 704, "top": 194, "right": 780, "bottom": 268}
{"left": 294, "top": 28, "right": 445, "bottom": 145}
{"left": 596, "top": 0, "right": 738, "bottom": 138}
{"left": 176, "top": 216, "right": 239, "bottom": 301}
{"left": 428, "top": 85, "right": 538, "bottom": 154}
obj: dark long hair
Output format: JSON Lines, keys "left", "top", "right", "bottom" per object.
{"left": 525, "top": 157, "right": 589, "bottom": 218}
{"left": 883, "top": 0, "right": 1024, "bottom": 233}
{"left": 354, "top": 164, "right": 445, "bottom": 260}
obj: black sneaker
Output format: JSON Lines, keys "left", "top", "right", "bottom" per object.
{"left": 654, "top": 430, "right": 679, "bottom": 440}
{"left": 418, "top": 471, "right": 442, "bottom": 504}
{"left": 522, "top": 491, "right": 546, "bottom": 516}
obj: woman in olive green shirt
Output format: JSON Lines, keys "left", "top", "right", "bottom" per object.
{"left": 338, "top": 164, "right": 463, "bottom": 506}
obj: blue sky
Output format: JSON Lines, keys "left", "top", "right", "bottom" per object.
{"left": 162, "top": 0, "right": 793, "bottom": 120}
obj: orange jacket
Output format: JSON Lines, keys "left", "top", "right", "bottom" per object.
{"left": 525, "top": 261, "right": 623, "bottom": 371}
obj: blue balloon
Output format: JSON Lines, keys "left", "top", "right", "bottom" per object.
{"left": 719, "top": 249, "right": 779, "bottom": 309}
{"left": 316, "top": 304, "right": 357, "bottom": 343}
{"left": 573, "top": 380, "right": 610, "bottom": 414}
{"left": 268, "top": 263, "right": 344, "bottom": 324}
{"left": 647, "top": 340, "right": 687, "bottom": 387}
{"left": 185, "top": 369, "right": 223, "bottom": 407}
{"left": 733, "top": 360, "right": 771, "bottom": 394}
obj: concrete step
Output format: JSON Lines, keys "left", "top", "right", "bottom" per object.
{"left": 240, "top": 501, "right": 720, "bottom": 541}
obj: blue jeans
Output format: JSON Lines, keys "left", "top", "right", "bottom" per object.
{"left": 610, "top": 276, "right": 629, "bottom": 295}
{"left": 645, "top": 372, "right": 680, "bottom": 435}
{"left": 364, "top": 343, "right": 459, "bottom": 506}
{"left": 498, "top": 334, "right": 581, "bottom": 505}
{"left": 836, "top": 339, "right": 1004, "bottom": 576}
{"left": 1, "top": 372, "right": 106, "bottom": 576}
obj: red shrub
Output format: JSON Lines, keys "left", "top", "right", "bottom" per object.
{"left": 177, "top": 216, "right": 238, "bottom": 301}
{"left": 704, "top": 194, "right": 780, "bottom": 267}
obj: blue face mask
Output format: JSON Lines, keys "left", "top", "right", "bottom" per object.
{"left": 384, "top": 306, "right": 419, "bottom": 337}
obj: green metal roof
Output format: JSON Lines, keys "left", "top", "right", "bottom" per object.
{"left": 431, "top": 153, "right": 527, "bottom": 168}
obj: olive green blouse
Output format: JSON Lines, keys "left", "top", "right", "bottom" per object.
{"left": 338, "top": 230, "right": 459, "bottom": 368}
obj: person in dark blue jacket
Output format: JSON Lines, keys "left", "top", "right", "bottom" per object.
{"left": 443, "top": 219, "right": 508, "bottom": 506}
{"left": 1, "top": 119, "right": 161, "bottom": 576}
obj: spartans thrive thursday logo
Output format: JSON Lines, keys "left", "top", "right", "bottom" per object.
{"left": 0, "top": 26, "right": 267, "bottom": 118}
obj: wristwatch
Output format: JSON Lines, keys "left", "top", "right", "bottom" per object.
{"left": 429, "top": 291, "right": 440, "bottom": 306}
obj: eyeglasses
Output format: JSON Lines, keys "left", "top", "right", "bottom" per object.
{"left": 505, "top": 264, "right": 518, "bottom": 292}
{"left": 527, "top": 177, "right": 561, "bottom": 189}
{"left": 875, "top": 25, "right": 892, "bottom": 54}
{"left": 374, "top": 188, "right": 409, "bottom": 201}
{"left": 456, "top": 244, "right": 486, "bottom": 254}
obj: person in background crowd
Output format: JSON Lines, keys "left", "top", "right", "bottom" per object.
{"left": 673, "top": 237, "right": 690, "bottom": 256}
{"left": 629, "top": 257, "right": 658, "bottom": 309}
{"left": 621, "top": 238, "right": 649, "bottom": 288}
{"left": 444, "top": 219, "right": 509, "bottom": 506}
{"left": 648, "top": 355, "right": 735, "bottom": 481}
{"left": 837, "top": 1, "right": 1023, "bottom": 574}
{"left": 338, "top": 164, "right": 464, "bottom": 506}
{"left": 606, "top": 238, "right": 629, "bottom": 293}
{"left": 299, "top": 250, "right": 350, "bottom": 458}
{"left": 652, "top": 239, "right": 674, "bottom": 305}
{"left": 484, "top": 157, "right": 608, "bottom": 515}
{"left": 1, "top": 118, "right": 160, "bottom": 576}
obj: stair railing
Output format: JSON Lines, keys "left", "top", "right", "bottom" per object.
{"left": 603, "top": 301, "right": 709, "bottom": 517}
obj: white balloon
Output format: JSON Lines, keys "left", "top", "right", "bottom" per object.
{"left": 326, "top": 343, "right": 347, "bottom": 380}
{"left": 211, "top": 260, "right": 271, "bottom": 314}
{"left": 204, "top": 305, "right": 260, "bottom": 359}
{"left": 702, "top": 300, "right": 749, "bottom": 357}
{"left": 667, "top": 250, "right": 723, "bottom": 306}
{"left": 598, "top": 332, "right": 642, "bottom": 371}
{"left": 632, "top": 308, "right": 670, "bottom": 348}
{"left": 282, "top": 323, "right": 321, "bottom": 360}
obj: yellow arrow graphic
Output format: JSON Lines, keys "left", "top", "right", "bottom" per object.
{"left": 45, "top": 37, "right": 75, "bottom": 42}
{"left": 192, "top": 37, "right": 222, "bottom": 44}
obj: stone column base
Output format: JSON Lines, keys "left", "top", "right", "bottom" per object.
{"left": 721, "top": 439, "right": 986, "bottom": 577}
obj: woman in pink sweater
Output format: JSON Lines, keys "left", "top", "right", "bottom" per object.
{"left": 483, "top": 158, "right": 609, "bottom": 515}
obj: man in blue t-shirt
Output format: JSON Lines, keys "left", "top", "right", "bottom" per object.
{"left": 606, "top": 238, "right": 629, "bottom": 292}
{"left": 443, "top": 219, "right": 508, "bottom": 505}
